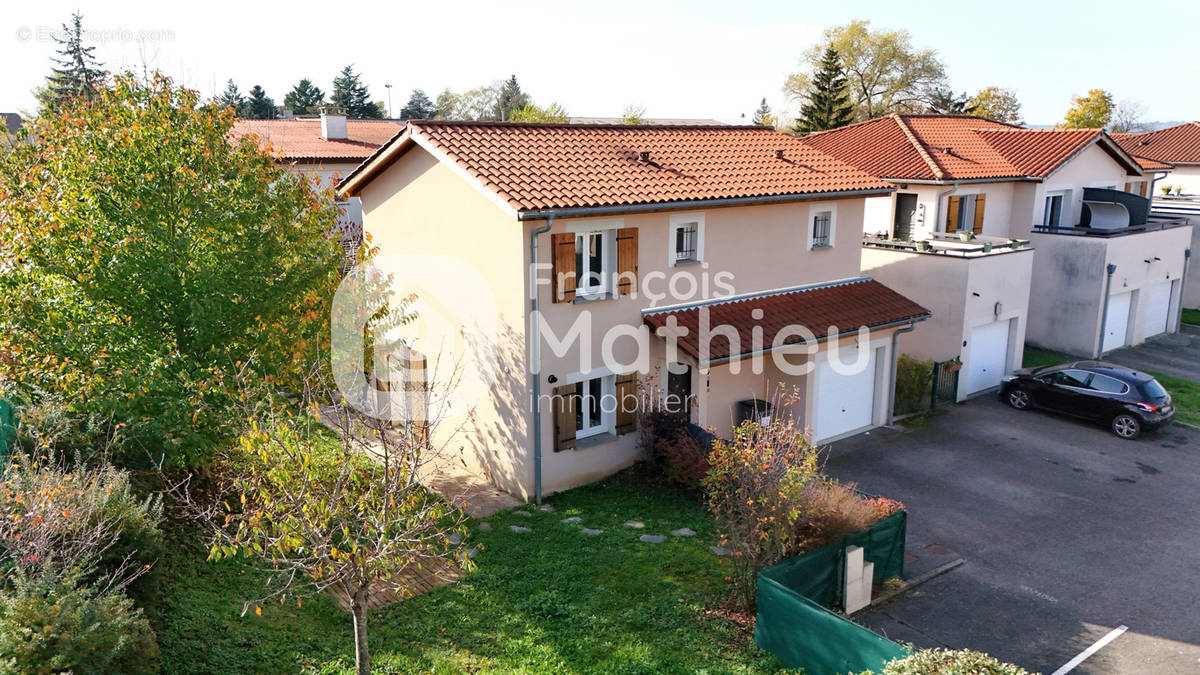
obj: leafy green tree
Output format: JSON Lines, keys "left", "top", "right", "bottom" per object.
{"left": 331, "top": 65, "right": 383, "bottom": 119}
{"left": 927, "top": 87, "right": 971, "bottom": 114}
{"left": 509, "top": 102, "right": 569, "bottom": 123}
{"left": 398, "top": 89, "right": 437, "bottom": 120}
{"left": 793, "top": 48, "right": 855, "bottom": 133}
{"left": 244, "top": 85, "right": 276, "bottom": 119}
{"left": 966, "top": 86, "right": 1024, "bottom": 125}
{"left": 785, "top": 20, "right": 947, "bottom": 121}
{"left": 752, "top": 97, "right": 774, "bottom": 127}
{"left": 36, "top": 12, "right": 106, "bottom": 112}
{"left": 215, "top": 79, "right": 247, "bottom": 116}
{"left": 434, "top": 89, "right": 460, "bottom": 119}
{"left": 283, "top": 78, "right": 326, "bottom": 115}
{"left": 621, "top": 104, "right": 646, "bottom": 125}
{"left": 493, "top": 74, "right": 531, "bottom": 121}
{"left": 1062, "top": 89, "right": 1114, "bottom": 129}
{"left": 0, "top": 73, "right": 345, "bottom": 468}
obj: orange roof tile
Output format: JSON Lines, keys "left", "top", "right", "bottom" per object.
{"left": 341, "top": 121, "right": 892, "bottom": 213}
{"left": 642, "top": 277, "right": 929, "bottom": 363}
{"left": 1114, "top": 122, "right": 1200, "bottom": 165}
{"left": 229, "top": 119, "right": 403, "bottom": 162}
{"left": 803, "top": 114, "right": 1142, "bottom": 181}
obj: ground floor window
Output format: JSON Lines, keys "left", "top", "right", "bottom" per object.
{"left": 575, "top": 376, "right": 612, "bottom": 438}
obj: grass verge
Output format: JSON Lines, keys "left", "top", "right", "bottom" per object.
{"left": 1183, "top": 308, "right": 1200, "bottom": 327}
{"left": 153, "top": 473, "right": 780, "bottom": 674}
{"left": 1022, "top": 348, "right": 1200, "bottom": 426}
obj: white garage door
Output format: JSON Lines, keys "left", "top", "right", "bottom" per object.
{"left": 1143, "top": 282, "right": 1172, "bottom": 339}
{"left": 813, "top": 345, "right": 877, "bottom": 442}
{"left": 1102, "top": 292, "right": 1132, "bottom": 353}
{"left": 963, "top": 320, "right": 1012, "bottom": 396}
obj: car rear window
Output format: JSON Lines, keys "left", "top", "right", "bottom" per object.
{"left": 1139, "top": 379, "right": 1168, "bottom": 400}
{"left": 1090, "top": 374, "right": 1128, "bottom": 394}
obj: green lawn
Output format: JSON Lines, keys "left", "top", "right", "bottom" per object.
{"left": 1183, "top": 308, "right": 1200, "bottom": 326}
{"left": 1023, "top": 348, "right": 1200, "bottom": 427}
{"left": 153, "top": 474, "right": 781, "bottom": 674}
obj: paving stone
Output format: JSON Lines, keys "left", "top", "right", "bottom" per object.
{"left": 509, "top": 525, "right": 531, "bottom": 533}
{"left": 513, "top": 510, "right": 532, "bottom": 517}
{"left": 561, "top": 516, "right": 582, "bottom": 523}
{"left": 477, "top": 522, "right": 492, "bottom": 531}
{"left": 640, "top": 534, "right": 666, "bottom": 544}
{"left": 537, "top": 504, "right": 554, "bottom": 512}
{"left": 466, "top": 548, "right": 477, "bottom": 560}
{"left": 448, "top": 532, "right": 462, "bottom": 545}
{"left": 709, "top": 546, "right": 731, "bottom": 556}
{"left": 580, "top": 528, "right": 603, "bottom": 536}
{"left": 670, "top": 528, "right": 696, "bottom": 537}
{"left": 624, "top": 520, "right": 645, "bottom": 529}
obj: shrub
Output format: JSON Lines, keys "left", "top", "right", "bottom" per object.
{"left": 874, "top": 648, "right": 1030, "bottom": 674}
{"left": 894, "top": 355, "right": 933, "bottom": 415}
{"left": 789, "top": 481, "right": 880, "bottom": 548}
{"left": 641, "top": 408, "right": 711, "bottom": 488}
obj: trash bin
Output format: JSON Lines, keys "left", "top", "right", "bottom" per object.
{"left": 736, "top": 398, "right": 774, "bottom": 427}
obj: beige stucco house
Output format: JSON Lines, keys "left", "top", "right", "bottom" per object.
{"left": 803, "top": 114, "right": 1192, "bottom": 389}
{"left": 338, "top": 121, "right": 929, "bottom": 501}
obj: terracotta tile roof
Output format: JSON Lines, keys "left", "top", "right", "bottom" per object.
{"left": 229, "top": 119, "right": 403, "bottom": 162}
{"left": 341, "top": 121, "right": 892, "bottom": 212}
{"left": 641, "top": 277, "right": 929, "bottom": 363}
{"left": 802, "top": 114, "right": 1141, "bottom": 181}
{"left": 1114, "top": 122, "right": 1200, "bottom": 165}
{"left": 1130, "top": 155, "right": 1174, "bottom": 171}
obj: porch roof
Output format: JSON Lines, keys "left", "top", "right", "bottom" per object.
{"left": 642, "top": 277, "right": 930, "bottom": 364}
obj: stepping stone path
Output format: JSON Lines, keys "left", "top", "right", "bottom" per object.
{"left": 537, "top": 504, "right": 554, "bottom": 512}
{"left": 561, "top": 516, "right": 582, "bottom": 523}
{"left": 670, "top": 528, "right": 696, "bottom": 537}
{"left": 510, "top": 525, "right": 531, "bottom": 533}
{"left": 448, "top": 533, "right": 462, "bottom": 545}
{"left": 580, "top": 528, "right": 603, "bottom": 536}
{"left": 466, "top": 548, "right": 477, "bottom": 560}
{"left": 623, "top": 520, "right": 645, "bottom": 529}
{"left": 477, "top": 522, "right": 491, "bottom": 532}
{"left": 709, "top": 546, "right": 731, "bottom": 556}
{"left": 639, "top": 534, "right": 666, "bottom": 544}
{"left": 513, "top": 510, "right": 532, "bottom": 517}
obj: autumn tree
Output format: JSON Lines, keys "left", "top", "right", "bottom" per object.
{"left": 1110, "top": 99, "right": 1148, "bottom": 133}
{"left": 283, "top": 78, "right": 326, "bottom": 115}
{"left": 36, "top": 12, "right": 106, "bottom": 111}
{"left": 785, "top": 20, "right": 946, "bottom": 121}
{"left": 1062, "top": 89, "right": 1114, "bottom": 129}
{"left": 0, "top": 73, "right": 345, "bottom": 468}
{"left": 621, "top": 104, "right": 646, "bottom": 125}
{"left": 967, "top": 86, "right": 1024, "bottom": 125}
{"left": 332, "top": 65, "right": 384, "bottom": 119}
{"left": 509, "top": 102, "right": 569, "bottom": 123}
{"left": 244, "top": 85, "right": 276, "bottom": 119}
{"left": 398, "top": 89, "right": 437, "bottom": 120}
{"left": 434, "top": 89, "right": 459, "bottom": 119}
{"left": 792, "top": 48, "right": 855, "bottom": 133}
{"left": 752, "top": 97, "right": 774, "bottom": 126}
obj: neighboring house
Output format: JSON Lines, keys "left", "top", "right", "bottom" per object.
{"left": 229, "top": 109, "right": 403, "bottom": 251}
{"left": 338, "top": 121, "right": 929, "bottom": 500}
{"left": 803, "top": 114, "right": 1192, "bottom": 388}
{"left": 569, "top": 117, "right": 727, "bottom": 125}
{"left": 1115, "top": 123, "right": 1200, "bottom": 309}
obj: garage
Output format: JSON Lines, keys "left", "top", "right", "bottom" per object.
{"left": 963, "top": 319, "right": 1012, "bottom": 396}
{"left": 812, "top": 344, "right": 878, "bottom": 442}
{"left": 1102, "top": 291, "right": 1132, "bottom": 353}
{"left": 1143, "top": 281, "right": 1173, "bottom": 339}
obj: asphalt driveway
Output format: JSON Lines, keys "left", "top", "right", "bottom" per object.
{"left": 826, "top": 397, "right": 1200, "bottom": 674}
{"left": 1106, "top": 324, "right": 1200, "bottom": 382}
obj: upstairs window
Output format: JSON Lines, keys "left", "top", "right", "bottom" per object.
{"left": 945, "top": 194, "right": 986, "bottom": 234}
{"left": 669, "top": 213, "right": 705, "bottom": 266}
{"left": 575, "top": 231, "right": 608, "bottom": 297}
{"left": 811, "top": 210, "right": 833, "bottom": 249}
{"left": 1043, "top": 192, "right": 1065, "bottom": 228}
{"left": 674, "top": 222, "right": 698, "bottom": 263}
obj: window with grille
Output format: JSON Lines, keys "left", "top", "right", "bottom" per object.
{"left": 811, "top": 210, "right": 833, "bottom": 248}
{"left": 674, "top": 222, "right": 698, "bottom": 262}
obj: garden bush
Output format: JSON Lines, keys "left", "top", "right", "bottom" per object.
{"left": 0, "top": 569, "right": 158, "bottom": 675}
{"left": 870, "top": 648, "right": 1030, "bottom": 674}
{"left": 641, "top": 410, "right": 710, "bottom": 488}
{"left": 894, "top": 355, "right": 933, "bottom": 415}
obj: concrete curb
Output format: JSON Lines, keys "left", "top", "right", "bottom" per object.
{"left": 870, "top": 558, "right": 965, "bottom": 608}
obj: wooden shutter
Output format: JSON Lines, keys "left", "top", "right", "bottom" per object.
{"left": 616, "top": 227, "right": 638, "bottom": 297}
{"left": 550, "top": 233, "right": 576, "bottom": 303}
{"left": 945, "top": 196, "right": 961, "bottom": 233}
{"left": 972, "top": 194, "right": 986, "bottom": 235}
{"left": 615, "top": 373, "right": 638, "bottom": 435}
{"left": 552, "top": 383, "right": 577, "bottom": 452}
{"left": 1139, "top": 182, "right": 1148, "bottom": 197}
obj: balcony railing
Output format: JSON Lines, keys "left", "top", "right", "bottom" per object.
{"left": 863, "top": 233, "right": 1031, "bottom": 257}
{"left": 1031, "top": 214, "right": 1190, "bottom": 238}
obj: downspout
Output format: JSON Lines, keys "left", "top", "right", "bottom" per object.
{"left": 1096, "top": 263, "right": 1118, "bottom": 358}
{"left": 1177, "top": 249, "right": 1192, "bottom": 334}
{"left": 931, "top": 182, "right": 961, "bottom": 234}
{"left": 528, "top": 216, "right": 554, "bottom": 505}
{"left": 888, "top": 319, "right": 919, "bottom": 425}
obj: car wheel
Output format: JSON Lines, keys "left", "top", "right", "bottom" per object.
{"left": 1006, "top": 388, "right": 1032, "bottom": 410}
{"left": 1112, "top": 414, "right": 1142, "bottom": 440}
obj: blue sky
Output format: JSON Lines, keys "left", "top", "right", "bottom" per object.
{"left": 4, "top": 0, "right": 1198, "bottom": 125}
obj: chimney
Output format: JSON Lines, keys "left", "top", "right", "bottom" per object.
{"left": 773, "top": 149, "right": 785, "bottom": 159}
{"left": 637, "top": 151, "right": 651, "bottom": 162}
{"left": 320, "top": 106, "right": 348, "bottom": 140}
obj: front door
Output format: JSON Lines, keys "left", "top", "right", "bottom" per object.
{"left": 893, "top": 193, "right": 918, "bottom": 241}
{"left": 666, "top": 363, "right": 692, "bottom": 417}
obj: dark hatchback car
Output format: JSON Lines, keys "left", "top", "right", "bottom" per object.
{"left": 999, "top": 361, "right": 1174, "bottom": 439}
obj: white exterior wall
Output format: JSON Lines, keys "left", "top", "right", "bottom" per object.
{"left": 1162, "top": 166, "right": 1200, "bottom": 196}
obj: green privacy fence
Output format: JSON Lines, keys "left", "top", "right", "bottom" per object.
{"left": 754, "top": 510, "right": 909, "bottom": 674}
{"left": 0, "top": 399, "right": 16, "bottom": 465}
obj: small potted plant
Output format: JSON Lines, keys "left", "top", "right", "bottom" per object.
{"left": 1009, "top": 238, "right": 1021, "bottom": 249}
{"left": 957, "top": 230, "right": 974, "bottom": 242}
{"left": 1174, "top": 185, "right": 1184, "bottom": 196}
{"left": 1162, "top": 184, "right": 1174, "bottom": 196}
{"left": 982, "top": 242, "right": 993, "bottom": 253}
{"left": 915, "top": 240, "right": 930, "bottom": 251}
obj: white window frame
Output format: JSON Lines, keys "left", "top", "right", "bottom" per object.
{"left": 574, "top": 374, "right": 615, "bottom": 439}
{"left": 668, "top": 213, "right": 705, "bottom": 266}
{"left": 574, "top": 230, "right": 610, "bottom": 298}
{"left": 1042, "top": 190, "right": 1070, "bottom": 228}
{"left": 807, "top": 203, "right": 837, "bottom": 250}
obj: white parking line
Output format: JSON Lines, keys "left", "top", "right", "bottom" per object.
{"left": 1050, "top": 625, "right": 1128, "bottom": 675}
